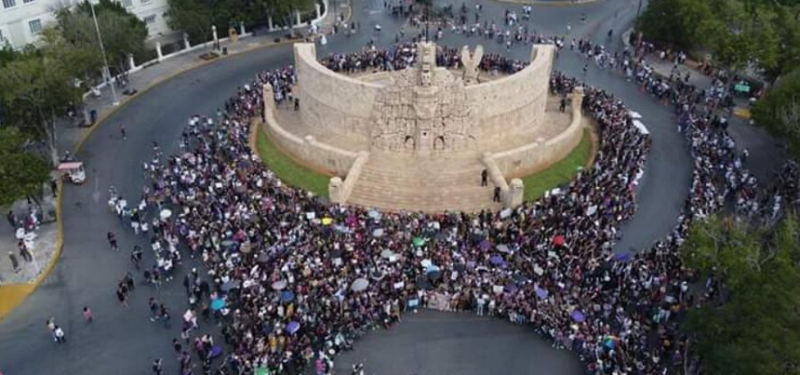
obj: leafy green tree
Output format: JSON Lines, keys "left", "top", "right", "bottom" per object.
{"left": 637, "top": 0, "right": 716, "bottom": 51}
{"left": 681, "top": 216, "right": 800, "bottom": 375}
{"left": 166, "top": 0, "right": 314, "bottom": 43}
{"left": 769, "top": 5, "right": 800, "bottom": 81}
{"left": 56, "top": 0, "right": 148, "bottom": 75}
{"left": 165, "top": 0, "right": 214, "bottom": 43}
{"left": 0, "top": 29, "right": 85, "bottom": 165}
{"left": 638, "top": 0, "right": 797, "bottom": 80}
{"left": 0, "top": 127, "right": 51, "bottom": 207}
{"left": 752, "top": 69, "right": 800, "bottom": 160}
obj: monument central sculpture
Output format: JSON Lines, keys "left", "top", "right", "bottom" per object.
{"left": 371, "top": 42, "right": 476, "bottom": 156}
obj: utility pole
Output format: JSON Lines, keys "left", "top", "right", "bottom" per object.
{"left": 90, "top": 1, "right": 119, "bottom": 106}
{"left": 637, "top": 0, "right": 643, "bottom": 17}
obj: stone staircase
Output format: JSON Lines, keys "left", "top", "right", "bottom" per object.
{"left": 347, "top": 152, "right": 503, "bottom": 213}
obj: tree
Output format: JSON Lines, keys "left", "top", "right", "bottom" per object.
{"left": 0, "top": 29, "right": 86, "bottom": 165}
{"left": 57, "top": 0, "right": 148, "bottom": 76}
{"left": 681, "top": 216, "right": 800, "bottom": 375}
{"left": 165, "top": 0, "right": 213, "bottom": 43}
{"left": 0, "top": 127, "right": 51, "bottom": 206}
{"left": 637, "top": 0, "right": 797, "bottom": 80}
{"left": 752, "top": 69, "right": 800, "bottom": 160}
{"left": 636, "top": 0, "right": 717, "bottom": 51}
{"left": 165, "top": 0, "right": 314, "bottom": 43}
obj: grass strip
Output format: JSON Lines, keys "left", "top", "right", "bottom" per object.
{"left": 256, "top": 128, "right": 330, "bottom": 198}
{"left": 523, "top": 129, "right": 593, "bottom": 201}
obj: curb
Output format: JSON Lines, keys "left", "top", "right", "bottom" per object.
{"left": 0, "top": 36, "right": 300, "bottom": 322}
{"left": 0, "top": 180, "right": 62, "bottom": 321}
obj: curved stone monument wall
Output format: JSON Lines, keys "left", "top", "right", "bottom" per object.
{"left": 294, "top": 44, "right": 381, "bottom": 143}
{"left": 465, "top": 46, "right": 555, "bottom": 145}
{"left": 294, "top": 43, "right": 556, "bottom": 153}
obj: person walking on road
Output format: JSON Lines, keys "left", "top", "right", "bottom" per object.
{"left": 107, "top": 231, "right": 119, "bottom": 251}
{"left": 481, "top": 169, "right": 488, "bottom": 187}
{"left": 152, "top": 358, "right": 163, "bottom": 375}
{"left": 131, "top": 245, "right": 143, "bottom": 270}
{"left": 53, "top": 325, "right": 66, "bottom": 343}
{"left": 7, "top": 210, "right": 16, "bottom": 228}
{"left": 18, "top": 239, "right": 32, "bottom": 262}
{"left": 117, "top": 284, "right": 129, "bottom": 307}
{"left": 120, "top": 124, "right": 127, "bottom": 141}
{"left": 46, "top": 317, "right": 61, "bottom": 342}
{"left": 8, "top": 252, "right": 20, "bottom": 273}
{"left": 83, "top": 306, "right": 94, "bottom": 323}
{"left": 149, "top": 297, "right": 160, "bottom": 322}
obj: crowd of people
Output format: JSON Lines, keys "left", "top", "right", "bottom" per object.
{"left": 91, "top": 37, "right": 799, "bottom": 375}
{"left": 117, "top": 47, "right": 669, "bottom": 375}
{"left": 320, "top": 42, "right": 527, "bottom": 76}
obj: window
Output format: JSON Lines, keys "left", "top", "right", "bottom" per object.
{"left": 142, "top": 14, "right": 156, "bottom": 24}
{"left": 28, "top": 19, "right": 42, "bottom": 35}
{"left": 120, "top": 0, "right": 132, "bottom": 7}
{"left": 140, "top": 0, "right": 150, "bottom": 4}
{"left": 2, "top": 0, "right": 16, "bottom": 9}
{"left": 23, "top": 0, "right": 35, "bottom": 4}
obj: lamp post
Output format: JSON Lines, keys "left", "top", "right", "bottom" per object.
{"left": 89, "top": 0, "right": 119, "bottom": 106}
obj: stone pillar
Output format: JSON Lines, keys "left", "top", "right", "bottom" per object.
{"left": 268, "top": 16, "right": 274, "bottom": 31}
{"left": 239, "top": 22, "right": 246, "bottom": 36}
{"left": 155, "top": 41, "right": 163, "bottom": 61}
{"left": 328, "top": 177, "right": 344, "bottom": 204}
{"left": 507, "top": 178, "right": 524, "bottom": 208}
{"left": 315, "top": 3, "right": 321, "bottom": 20}
{"left": 212, "top": 25, "right": 219, "bottom": 45}
{"left": 295, "top": 10, "right": 302, "bottom": 27}
{"left": 128, "top": 53, "right": 136, "bottom": 71}
{"left": 183, "top": 32, "right": 191, "bottom": 50}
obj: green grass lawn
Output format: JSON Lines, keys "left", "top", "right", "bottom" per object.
{"left": 256, "top": 128, "right": 330, "bottom": 198}
{"left": 522, "top": 129, "right": 594, "bottom": 201}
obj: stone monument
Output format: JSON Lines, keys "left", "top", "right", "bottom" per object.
{"left": 460, "top": 45, "right": 483, "bottom": 84}
{"left": 258, "top": 42, "right": 586, "bottom": 213}
{"left": 371, "top": 42, "right": 475, "bottom": 156}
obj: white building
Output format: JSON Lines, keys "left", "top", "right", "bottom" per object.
{"left": 0, "top": 0, "right": 173, "bottom": 50}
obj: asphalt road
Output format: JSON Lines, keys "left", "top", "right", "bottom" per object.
{"left": 0, "top": 0, "right": 780, "bottom": 374}
{"left": 323, "top": 310, "right": 583, "bottom": 375}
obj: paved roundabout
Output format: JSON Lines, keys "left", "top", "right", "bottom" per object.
{"left": 0, "top": 0, "right": 785, "bottom": 375}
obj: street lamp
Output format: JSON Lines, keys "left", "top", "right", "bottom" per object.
{"left": 89, "top": 0, "right": 119, "bottom": 106}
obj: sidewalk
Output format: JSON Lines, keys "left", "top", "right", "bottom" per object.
{"left": 620, "top": 29, "right": 714, "bottom": 91}
{"left": 0, "top": 199, "right": 58, "bottom": 285}
{"left": 620, "top": 28, "right": 756, "bottom": 114}
{"left": 1, "top": 1, "right": 347, "bottom": 320}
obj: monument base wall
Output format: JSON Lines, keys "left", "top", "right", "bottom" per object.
{"left": 262, "top": 85, "right": 358, "bottom": 177}
{"left": 491, "top": 99, "right": 586, "bottom": 178}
